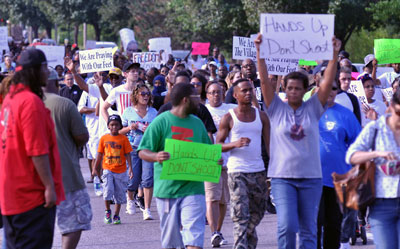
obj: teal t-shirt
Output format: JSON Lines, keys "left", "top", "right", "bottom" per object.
{"left": 137, "top": 111, "right": 211, "bottom": 198}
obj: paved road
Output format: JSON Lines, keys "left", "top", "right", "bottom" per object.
{"left": 2, "top": 159, "right": 376, "bottom": 248}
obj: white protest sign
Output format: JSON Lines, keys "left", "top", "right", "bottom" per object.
{"left": 348, "top": 81, "right": 367, "bottom": 104}
{"left": 0, "top": 27, "right": 9, "bottom": 54}
{"left": 36, "top": 45, "right": 65, "bottom": 68}
{"left": 85, "top": 40, "right": 96, "bottom": 49}
{"left": 260, "top": 13, "right": 335, "bottom": 60}
{"left": 79, "top": 48, "right": 114, "bottom": 74}
{"left": 265, "top": 58, "right": 299, "bottom": 76}
{"left": 149, "top": 37, "right": 171, "bottom": 54}
{"left": 382, "top": 87, "right": 394, "bottom": 102}
{"left": 119, "top": 28, "right": 136, "bottom": 51}
{"left": 232, "top": 36, "right": 256, "bottom": 61}
{"left": 131, "top": 52, "right": 161, "bottom": 70}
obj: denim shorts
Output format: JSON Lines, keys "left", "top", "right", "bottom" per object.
{"left": 57, "top": 188, "right": 92, "bottom": 234}
{"left": 156, "top": 195, "right": 206, "bottom": 248}
{"left": 102, "top": 170, "right": 128, "bottom": 204}
{"left": 127, "top": 149, "right": 154, "bottom": 191}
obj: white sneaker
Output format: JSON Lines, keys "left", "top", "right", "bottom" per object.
{"left": 126, "top": 200, "right": 136, "bottom": 215}
{"left": 95, "top": 190, "right": 103, "bottom": 197}
{"left": 143, "top": 209, "right": 153, "bottom": 220}
{"left": 340, "top": 242, "right": 351, "bottom": 249}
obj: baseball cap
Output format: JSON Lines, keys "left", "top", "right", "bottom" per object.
{"left": 47, "top": 67, "right": 58, "bottom": 80}
{"left": 338, "top": 50, "right": 350, "bottom": 59}
{"left": 109, "top": 67, "right": 122, "bottom": 76}
{"left": 364, "top": 54, "right": 375, "bottom": 67}
{"left": 122, "top": 62, "right": 140, "bottom": 72}
{"left": 107, "top": 114, "right": 123, "bottom": 126}
{"left": 209, "top": 61, "right": 217, "bottom": 67}
{"left": 16, "top": 48, "right": 47, "bottom": 72}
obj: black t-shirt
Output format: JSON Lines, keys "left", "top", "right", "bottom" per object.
{"left": 157, "top": 102, "right": 217, "bottom": 134}
{"left": 59, "top": 84, "right": 83, "bottom": 106}
{"left": 152, "top": 95, "right": 165, "bottom": 111}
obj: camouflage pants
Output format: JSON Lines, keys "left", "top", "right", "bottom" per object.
{"left": 228, "top": 171, "right": 268, "bottom": 249}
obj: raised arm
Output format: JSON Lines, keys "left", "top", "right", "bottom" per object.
{"left": 317, "top": 37, "right": 341, "bottom": 106}
{"left": 64, "top": 57, "right": 88, "bottom": 93}
{"left": 254, "top": 34, "right": 274, "bottom": 107}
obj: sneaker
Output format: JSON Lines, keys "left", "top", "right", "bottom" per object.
{"left": 126, "top": 200, "right": 136, "bottom": 215}
{"left": 104, "top": 210, "right": 112, "bottom": 224}
{"left": 135, "top": 195, "right": 145, "bottom": 212}
{"left": 219, "top": 232, "right": 228, "bottom": 246}
{"left": 211, "top": 231, "right": 222, "bottom": 248}
{"left": 113, "top": 215, "right": 121, "bottom": 224}
{"left": 143, "top": 209, "right": 153, "bottom": 220}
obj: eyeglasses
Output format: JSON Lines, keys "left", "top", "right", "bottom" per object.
{"left": 207, "top": 91, "right": 222, "bottom": 95}
{"left": 332, "top": 87, "right": 338, "bottom": 91}
{"left": 242, "top": 64, "right": 255, "bottom": 69}
{"left": 191, "top": 82, "right": 202, "bottom": 87}
{"left": 139, "top": 92, "right": 151, "bottom": 97}
{"left": 190, "top": 94, "right": 201, "bottom": 98}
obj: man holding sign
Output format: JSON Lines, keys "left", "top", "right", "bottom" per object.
{"left": 138, "top": 83, "right": 212, "bottom": 249}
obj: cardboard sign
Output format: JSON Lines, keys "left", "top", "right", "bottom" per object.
{"left": 119, "top": 28, "right": 136, "bottom": 51}
{"left": 149, "top": 37, "right": 171, "bottom": 54}
{"left": 192, "top": 42, "right": 210, "bottom": 55}
{"left": 131, "top": 52, "right": 161, "bottom": 70}
{"left": 382, "top": 87, "right": 394, "bottom": 102}
{"left": 0, "top": 26, "right": 9, "bottom": 54}
{"left": 160, "top": 139, "right": 222, "bottom": 183}
{"left": 266, "top": 58, "right": 299, "bottom": 76}
{"left": 374, "top": 39, "right": 400, "bottom": 64}
{"left": 259, "top": 13, "right": 335, "bottom": 60}
{"left": 79, "top": 48, "right": 114, "bottom": 74}
{"left": 348, "top": 81, "right": 367, "bottom": 104}
{"left": 36, "top": 45, "right": 65, "bottom": 68}
{"left": 232, "top": 36, "right": 256, "bottom": 61}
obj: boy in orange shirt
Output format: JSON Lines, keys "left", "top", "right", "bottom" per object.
{"left": 94, "top": 114, "right": 133, "bottom": 224}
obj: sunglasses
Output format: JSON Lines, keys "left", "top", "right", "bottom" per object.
{"left": 332, "top": 87, "right": 338, "bottom": 91}
{"left": 139, "top": 92, "right": 150, "bottom": 97}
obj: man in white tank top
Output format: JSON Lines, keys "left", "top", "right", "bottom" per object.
{"left": 216, "top": 79, "right": 270, "bottom": 249}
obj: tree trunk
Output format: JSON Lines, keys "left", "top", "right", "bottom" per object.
{"left": 92, "top": 22, "right": 101, "bottom": 41}
{"left": 45, "top": 25, "right": 52, "bottom": 39}
{"left": 74, "top": 23, "right": 79, "bottom": 44}
{"left": 32, "top": 25, "right": 39, "bottom": 39}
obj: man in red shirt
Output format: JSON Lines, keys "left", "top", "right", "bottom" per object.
{"left": 0, "top": 48, "right": 65, "bottom": 249}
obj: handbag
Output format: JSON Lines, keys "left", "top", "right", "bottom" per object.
{"left": 332, "top": 128, "right": 377, "bottom": 211}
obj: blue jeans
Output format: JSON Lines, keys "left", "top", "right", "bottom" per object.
{"left": 271, "top": 178, "right": 322, "bottom": 249}
{"left": 368, "top": 198, "right": 400, "bottom": 249}
{"left": 127, "top": 149, "right": 154, "bottom": 192}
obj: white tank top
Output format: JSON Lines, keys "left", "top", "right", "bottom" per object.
{"left": 226, "top": 107, "right": 265, "bottom": 173}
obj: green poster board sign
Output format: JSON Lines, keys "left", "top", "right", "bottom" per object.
{"left": 160, "top": 139, "right": 222, "bottom": 183}
{"left": 374, "top": 39, "right": 400, "bottom": 64}
{"left": 299, "top": 59, "right": 318, "bottom": 66}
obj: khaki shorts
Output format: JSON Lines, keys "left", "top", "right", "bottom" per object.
{"left": 204, "top": 168, "right": 229, "bottom": 204}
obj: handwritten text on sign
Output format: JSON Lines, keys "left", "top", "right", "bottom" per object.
{"left": 348, "top": 81, "right": 367, "bottom": 104}
{"left": 79, "top": 48, "right": 113, "bottom": 74}
{"left": 160, "top": 139, "right": 222, "bottom": 183}
{"left": 131, "top": 52, "right": 161, "bottom": 70}
{"left": 374, "top": 39, "right": 400, "bottom": 64}
{"left": 260, "top": 13, "right": 335, "bottom": 60}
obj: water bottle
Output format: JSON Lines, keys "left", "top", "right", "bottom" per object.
{"left": 94, "top": 176, "right": 102, "bottom": 196}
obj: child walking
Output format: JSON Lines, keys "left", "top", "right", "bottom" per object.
{"left": 93, "top": 114, "right": 133, "bottom": 224}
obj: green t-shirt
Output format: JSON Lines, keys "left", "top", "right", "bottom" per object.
{"left": 137, "top": 111, "right": 211, "bottom": 198}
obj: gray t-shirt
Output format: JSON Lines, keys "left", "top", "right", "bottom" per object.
{"left": 44, "top": 93, "right": 88, "bottom": 193}
{"left": 266, "top": 93, "right": 326, "bottom": 178}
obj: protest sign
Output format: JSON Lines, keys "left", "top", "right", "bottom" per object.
{"left": 0, "top": 26, "right": 9, "bottom": 54}
{"left": 259, "top": 13, "right": 335, "bottom": 60}
{"left": 348, "top": 81, "right": 367, "bottom": 104}
{"left": 131, "top": 52, "right": 161, "bottom": 70}
{"left": 149, "top": 37, "right": 172, "bottom": 54}
{"left": 299, "top": 59, "right": 318, "bottom": 66}
{"left": 382, "top": 87, "right": 394, "bottom": 102}
{"left": 265, "top": 57, "right": 299, "bottom": 76}
{"left": 192, "top": 42, "right": 210, "bottom": 55}
{"left": 160, "top": 139, "right": 222, "bottom": 183}
{"left": 232, "top": 36, "right": 256, "bottom": 61}
{"left": 79, "top": 47, "right": 114, "bottom": 74}
{"left": 36, "top": 45, "right": 65, "bottom": 68}
{"left": 119, "top": 28, "right": 136, "bottom": 51}
{"left": 85, "top": 40, "right": 96, "bottom": 49}
{"left": 374, "top": 39, "right": 400, "bottom": 64}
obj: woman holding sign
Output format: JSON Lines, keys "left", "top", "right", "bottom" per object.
{"left": 120, "top": 83, "right": 157, "bottom": 220}
{"left": 255, "top": 33, "right": 341, "bottom": 249}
